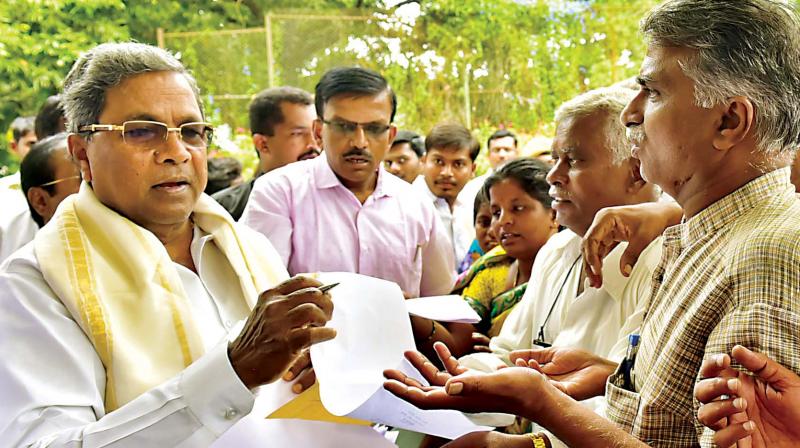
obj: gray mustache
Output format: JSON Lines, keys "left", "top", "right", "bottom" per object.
{"left": 626, "top": 126, "right": 646, "bottom": 142}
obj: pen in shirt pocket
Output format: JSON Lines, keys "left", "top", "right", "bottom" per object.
{"left": 413, "top": 244, "right": 422, "bottom": 262}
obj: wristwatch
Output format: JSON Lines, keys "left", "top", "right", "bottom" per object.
{"left": 528, "top": 433, "right": 551, "bottom": 448}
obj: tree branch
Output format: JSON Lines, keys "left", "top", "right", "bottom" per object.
{"left": 393, "top": 0, "right": 420, "bottom": 9}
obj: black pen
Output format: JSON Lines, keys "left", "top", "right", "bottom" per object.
{"left": 318, "top": 282, "right": 340, "bottom": 294}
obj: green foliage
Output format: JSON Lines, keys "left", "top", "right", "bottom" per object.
{"left": 1, "top": 0, "right": 659, "bottom": 175}
{"left": 0, "top": 0, "right": 129, "bottom": 171}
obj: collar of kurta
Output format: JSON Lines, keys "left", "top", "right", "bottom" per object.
{"left": 312, "top": 153, "right": 395, "bottom": 199}
{"left": 665, "top": 167, "right": 794, "bottom": 249}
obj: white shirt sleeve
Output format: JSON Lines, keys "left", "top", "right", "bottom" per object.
{"left": 239, "top": 174, "right": 294, "bottom": 267}
{"left": 418, "top": 204, "right": 457, "bottom": 297}
{"left": 604, "top": 237, "right": 663, "bottom": 363}
{"left": 0, "top": 248, "right": 255, "bottom": 448}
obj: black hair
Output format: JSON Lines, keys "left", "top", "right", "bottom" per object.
{"left": 314, "top": 67, "right": 397, "bottom": 122}
{"left": 425, "top": 122, "right": 481, "bottom": 161}
{"left": 20, "top": 132, "right": 69, "bottom": 227}
{"left": 10, "top": 116, "right": 35, "bottom": 142}
{"left": 473, "top": 183, "right": 490, "bottom": 223}
{"left": 392, "top": 130, "right": 425, "bottom": 157}
{"left": 249, "top": 86, "right": 314, "bottom": 136}
{"left": 205, "top": 157, "right": 243, "bottom": 195}
{"left": 487, "top": 129, "right": 518, "bottom": 149}
{"left": 482, "top": 157, "right": 553, "bottom": 209}
{"left": 35, "top": 95, "right": 66, "bottom": 139}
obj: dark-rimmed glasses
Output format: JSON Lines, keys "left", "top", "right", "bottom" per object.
{"left": 320, "top": 119, "right": 391, "bottom": 139}
{"left": 78, "top": 120, "right": 214, "bottom": 149}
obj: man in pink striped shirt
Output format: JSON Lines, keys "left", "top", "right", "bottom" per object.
{"left": 242, "top": 67, "right": 455, "bottom": 300}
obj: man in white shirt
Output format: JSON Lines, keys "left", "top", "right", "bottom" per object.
{"left": 0, "top": 133, "right": 81, "bottom": 263}
{"left": 462, "top": 87, "right": 659, "bottom": 371}
{"left": 413, "top": 122, "right": 479, "bottom": 268}
{"left": 0, "top": 42, "right": 335, "bottom": 447}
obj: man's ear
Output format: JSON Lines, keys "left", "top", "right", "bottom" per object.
{"left": 387, "top": 125, "right": 398, "bottom": 143}
{"left": 713, "top": 96, "right": 754, "bottom": 151}
{"left": 26, "top": 187, "right": 49, "bottom": 222}
{"left": 252, "top": 134, "right": 270, "bottom": 157}
{"left": 626, "top": 157, "right": 647, "bottom": 194}
{"left": 68, "top": 133, "right": 92, "bottom": 183}
{"left": 312, "top": 118, "right": 323, "bottom": 143}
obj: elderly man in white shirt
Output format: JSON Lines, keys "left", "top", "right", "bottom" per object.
{"left": 0, "top": 42, "right": 336, "bottom": 447}
{"left": 460, "top": 87, "right": 660, "bottom": 371}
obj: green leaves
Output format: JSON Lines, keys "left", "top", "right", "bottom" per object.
{"left": 0, "top": 0, "right": 660, "bottom": 174}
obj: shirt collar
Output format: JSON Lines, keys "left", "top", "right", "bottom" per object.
{"left": 312, "top": 154, "right": 395, "bottom": 199}
{"left": 413, "top": 176, "right": 452, "bottom": 207}
{"left": 189, "top": 225, "right": 215, "bottom": 270}
{"left": 664, "top": 167, "right": 794, "bottom": 248}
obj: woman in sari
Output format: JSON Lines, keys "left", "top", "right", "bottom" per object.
{"left": 417, "top": 158, "right": 558, "bottom": 358}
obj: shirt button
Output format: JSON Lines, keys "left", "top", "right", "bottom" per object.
{"left": 225, "top": 320, "right": 233, "bottom": 328}
{"left": 224, "top": 407, "right": 239, "bottom": 420}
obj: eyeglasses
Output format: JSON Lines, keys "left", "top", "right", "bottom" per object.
{"left": 78, "top": 120, "right": 214, "bottom": 149}
{"left": 37, "top": 175, "right": 81, "bottom": 188}
{"left": 320, "top": 119, "right": 391, "bottom": 139}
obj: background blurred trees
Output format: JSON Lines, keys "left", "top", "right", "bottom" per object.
{"left": 1, "top": 0, "right": 662, "bottom": 175}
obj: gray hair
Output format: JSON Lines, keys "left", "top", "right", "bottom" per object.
{"left": 554, "top": 86, "right": 636, "bottom": 165}
{"left": 62, "top": 42, "right": 203, "bottom": 133}
{"left": 642, "top": 0, "right": 800, "bottom": 154}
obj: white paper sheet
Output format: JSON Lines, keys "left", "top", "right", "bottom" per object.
{"left": 405, "top": 295, "right": 481, "bottom": 323}
{"left": 309, "top": 272, "right": 491, "bottom": 440}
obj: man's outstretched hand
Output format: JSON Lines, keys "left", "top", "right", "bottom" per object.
{"left": 509, "top": 346, "right": 617, "bottom": 401}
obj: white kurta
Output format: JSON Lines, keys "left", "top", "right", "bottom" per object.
{"left": 0, "top": 226, "right": 279, "bottom": 447}
{"left": 0, "top": 188, "right": 38, "bottom": 264}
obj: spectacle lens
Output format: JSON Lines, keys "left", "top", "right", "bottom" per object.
{"left": 121, "top": 121, "right": 212, "bottom": 148}
{"left": 122, "top": 122, "right": 163, "bottom": 145}
{"left": 324, "top": 119, "right": 390, "bottom": 139}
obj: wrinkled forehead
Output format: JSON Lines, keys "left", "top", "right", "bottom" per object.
{"left": 99, "top": 71, "right": 204, "bottom": 123}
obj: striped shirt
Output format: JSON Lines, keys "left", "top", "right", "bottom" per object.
{"left": 604, "top": 167, "right": 800, "bottom": 447}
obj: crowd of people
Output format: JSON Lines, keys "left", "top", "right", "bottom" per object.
{"left": 1, "top": 0, "right": 800, "bottom": 447}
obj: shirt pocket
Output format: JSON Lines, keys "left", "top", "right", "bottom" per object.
{"left": 604, "top": 365, "right": 641, "bottom": 434}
